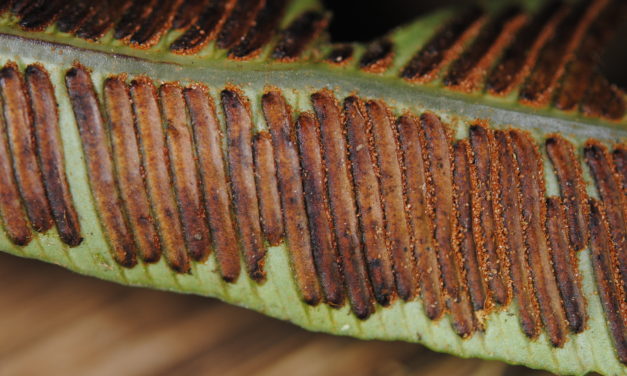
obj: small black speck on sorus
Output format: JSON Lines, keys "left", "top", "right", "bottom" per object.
{"left": 0, "top": 0, "right": 625, "bottom": 374}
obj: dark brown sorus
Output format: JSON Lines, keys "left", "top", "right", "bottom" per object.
{"left": 263, "top": 92, "right": 323, "bottom": 305}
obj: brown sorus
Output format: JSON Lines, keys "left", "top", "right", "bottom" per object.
{"left": 365, "top": 100, "right": 417, "bottom": 301}
{"left": 344, "top": 96, "right": 396, "bottom": 306}
{"left": 519, "top": 0, "right": 598, "bottom": 106}
{"left": 452, "top": 140, "right": 486, "bottom": 313}
{"left": 545, "top": 197, "right": 587, "bottom": 333}
{"left": 19, "top": 0, "right": 65, "bottom": 31}
{"left": 509, "top": 130, "right": 568, "bottom": 347}
{"left": 311, "top": 90, "right": 374, "bottom": 319}
{"left": 359, "top": 38, "right": 394, "bottom": 74}
{"left": 114, "top": 0, "right": 155, "bottom": 40}
{"left": 222, "top": 89, "right": 266, "bottom": 282}
{"left": 57, "top": 0, "right": 94, "bottom": 33}
{"left": 444, "top": 6, "right": 525, "bottom": 92}
{"left": 252, "top": 131, "right": 284, "bottom": 246}
{"left": 554, "top": 1, "right": 624, "bottom": 113}
{"left": 545, "top": 135, "right": 590, "bottom": 251}
{"left": 170, "top": 0, "right": 233, "bottom": 54}
{"left": 584, "top": 140, "right": 627, "bottom": 301}
{"left": 0, "top": 63, "right": 53, "bottom": 234}
{"left": 487, "top": 1, "right": 563, "bottom": 95}
{"left": 216, "top": 0, "right": 264, "bottom": 50}
{"left": 263, "top": 93, "right": 323, "bottom": 305}
{"left": 65, "top": 66, "right": 136, "bottom": 267}
{"left": 104, "top": 76, "right": 160, "bottom": 261}
{"left": 613, "top": 144, "right": 627, "bottom": 191}
{"left": 229, "top": 0, "right": 287, "bottom": 59}
{"left": 401, "top": 6, "right": 484, "bottom": 82}
{"left": 172, "top": 0, "right": 208, "bottom": 30}
{"left": 184, "top": 85, "right": 241, "bottom": 282}
{"left": 396, "top": 114, "right": 444, "bottom": 320}
{"left": 272, "top": 11, "right": 328, "bottom": 61}
{"left": 580, "top": 73, "right": 626, "bottom": 120}
{"left": 160, "top": 83, "right": 211, "bottom": 262}
{"left": 130, "top": 77, "right": 190, "bottom": 273}
{"left": 293, "top": 111, "right": 342, "bottom": 306}
{"left": 325, "top": 44, "right": 354, "bottom": 65}
{"left": 26, "top": 65, "right": 82, "bottom": 247}
{"left": 588, "top": 199, "right": 627, "bottom": 365}
{"left": 0, "top": 83, "right": 31, "bottom": 246}
{"left": 420, "top": 113, "right": 474, "bottom": 337}
{"left": 493, "top": 130, "right": 541, "bottom": 339}
{"left": 75, "top": 0, "right": 130, "bottom": 41}
{"left": 130, "top": 0, "right": 182, "bottom": 48}
{"left": 468, "top": 125, "right": 509, "bottom": 306}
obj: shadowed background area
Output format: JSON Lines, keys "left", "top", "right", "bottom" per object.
{"left": 0, "top": 252, "right": 564, "bottom": 376}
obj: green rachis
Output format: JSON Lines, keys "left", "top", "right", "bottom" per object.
{"left": 0, "top": 0, "right": 625, "bottom": 374}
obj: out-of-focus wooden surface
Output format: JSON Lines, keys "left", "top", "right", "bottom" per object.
{"left": 0, "top": 253, "right": 557, "bottom": 376}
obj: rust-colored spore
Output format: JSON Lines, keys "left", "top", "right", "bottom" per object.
{"left": 401, "top": 6, "right": 484, "bottom": 82}
{"left": 160, "top": 84, "right": 211, "bottom": 262}
{"left": 0, "top": 85, "right": 31, "bottom": 246}
{"left": 262, "top": 92, "right": 323, "bottom": 305}
{"left": 444, "top": 6, "right": 525, "bottom": 91}
{"left": 222, "top": 89, "right": 267, "bottom": 282}
{"left": 359, "top": 38, "right": 394, "bottom": 74}
{"left": 519, "top": 0, "right": 596, "bottom": 106}
{"left": 216, "top": 0, "right": 263, "bottom": 50}
{"left": 25, "top": 65, "right": 82, "bottom": 247}
{"left": 366, "top": 100, "right": 417, "bottom": 301}
{"left": 452, "top": 140, "right": 486, "bottom": 313}
{"left": 252, "top": 131, "right": 284, "bottom": 246}
{"left": 65, "top": 66, "right": 136, "bottom": 267}
{"left": 312, "top": 90, "right": 374, "bottom": 319}
{"left": 170, "top": 0, "right": 233, "bottom": 54}
{"left": 229, "top": 0, "right": 287, "bottom": 59}
{"left": 184, "top": 85, "right": 241, "bottom": 282}
{"left": 0, "top": 63, "right": 53, "bottom": 234}
{"left": 493, "top": 130, "right": 541, "bottom": 339}
{"left": 545, "top": 197, "right": 587, "bottom": 333}
{"left": 588, "top": 199, "right": 627, "bottom": 365}
{"left": 509, "top": 130, "right": 568, "bottom": 348}
{"left": 545, "top": 135, "right": 589, "bottom": 251}
{"left": 584, "top": 141, "right": 627, "bottom": 300}
{"left": 468, "top": 125, "right": 509, "bottom": 306}
{"left": 272, "top": 11, "right": 328, "bottom": 61}
{"left": 420, "top": 113, "right": 475, "bottom": 337}
{"left": 294, "top": 111, "right": 342, "bottom": 306}
{"left": 396, "top": 114, "right": 444, "bottom": 320}
{"left": 344, "top": 96, "right": 396, "bottom": 306}
{"left": 130, "top": 78, "right": 190, "bottom": 273}
{"left": 486, "top": 1, "right": 563, "bottom": 95}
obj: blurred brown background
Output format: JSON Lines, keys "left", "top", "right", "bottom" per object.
{"left": 0, "top": 252, "right": 558, "bottom": 376}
